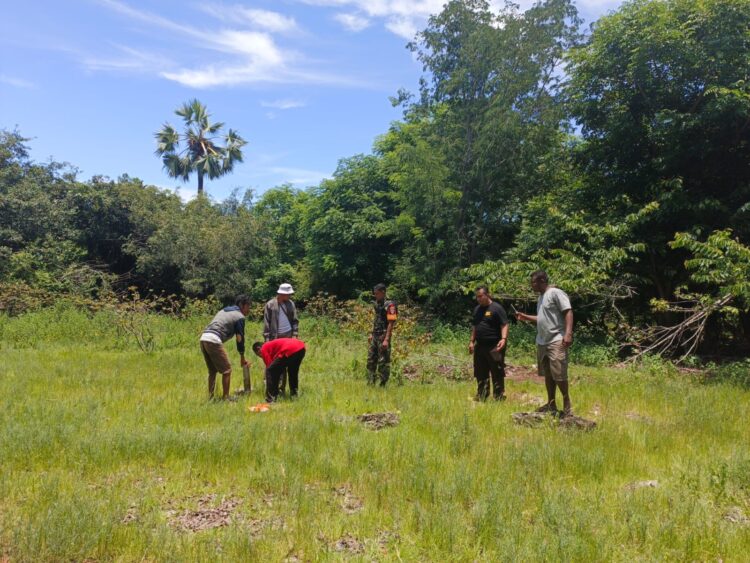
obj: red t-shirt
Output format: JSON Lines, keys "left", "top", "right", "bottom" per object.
{"left": 260, "top": 338, "right": 306, "bottom": 366}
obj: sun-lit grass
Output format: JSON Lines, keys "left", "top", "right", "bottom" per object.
{"left": 1, "top": 308, "right": 749, "bottom": 561}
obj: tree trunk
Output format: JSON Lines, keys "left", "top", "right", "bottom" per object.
{"left": 197, "top": 172, "right": 204, "bottom": 196}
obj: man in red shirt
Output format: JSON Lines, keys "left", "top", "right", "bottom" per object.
{"left": 252, "top": 338, "right": 306, "bottom": 402}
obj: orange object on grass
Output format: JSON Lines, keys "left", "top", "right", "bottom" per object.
{"left": 249, "top": 403, "right": 271, "bottom": 413}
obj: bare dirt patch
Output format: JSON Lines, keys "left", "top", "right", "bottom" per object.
{"left": 559, "top": 415, "right": 597, "bottom": 431}
{"left": 357, "top": 412, "right": 400, "bottom": 430}
{"left": 512, "top": 411, "right": 597, "bottom": 430}
{"left": 401, "top": 364, "right": 421, "bottom": 382}
{"left": 121, "top": 504, "right": 139, "bottom": 524}
{"left": 332, "top": 533, "right": 365, "bottom": 554}
{"left": 724, "top": 507, "right": 750, "bottom": 525}
{"left": 506, "top": 364, "right": 544, "bottom": 382}
{"left": 377, "top": 530, "right": 401, "bottom": 549}
{"left": 167, "top": 494, "right": 241, "bottom": 532}
{"left": 333, "top": 485, "right": 364, "bottom": 514}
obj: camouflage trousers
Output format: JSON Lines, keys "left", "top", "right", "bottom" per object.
{"left": 366, "top": 335, "right": 391, "bottom": 386}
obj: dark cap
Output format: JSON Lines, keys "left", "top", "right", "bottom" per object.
{"left": 373, "top": 283, "right": 387, "bottom": 292}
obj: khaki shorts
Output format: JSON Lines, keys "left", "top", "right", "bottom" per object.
{"left": 536, "top": 341, "right": 568, "bottom": 382}
{"left": 201, "top": 340, "right": 232, "bottom": 376}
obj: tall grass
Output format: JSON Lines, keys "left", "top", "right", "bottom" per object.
{"left": 0, "top": 309, "right": 748, "bottom": 561}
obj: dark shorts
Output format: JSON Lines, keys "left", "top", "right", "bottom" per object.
{"left": 200, "top": 340, "right": 232, "bottom": 376}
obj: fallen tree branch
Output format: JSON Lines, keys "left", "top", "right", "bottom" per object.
{"left": 624, "top": 293, "right": 733, "bottom": 363}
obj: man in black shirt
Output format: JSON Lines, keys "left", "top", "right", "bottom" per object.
{"left": 469, "top": 286, "right": 509, "bottom": 401}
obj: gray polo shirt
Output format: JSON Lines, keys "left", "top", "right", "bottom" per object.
{"left": 535, "top": 287, "right": 572, "bottom": 345}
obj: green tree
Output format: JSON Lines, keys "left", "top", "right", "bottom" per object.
{"left": 568, "top": 0, "right": 750, "bottom": 300}
{"left": 252, "top": 184, "right": 309, "bottom": 264}
{"left": 302, "top": 155, "right": 398, "bottom": 297}
{"left": 136, "top": 197, "right": 273, "bottom": 301}
{"left": 0, "top": 130, "right": 89, "bottom": 291}
{"left": 154, "top": 99, "right": 247, "bottom": 196}
{"left": 67, "top": 175, "right": 181, "bottom": 282}
{"left": 407, "top": 0, "right": 581, "bottom": 264}
{"left": 375, "top": 118, "right": 461, "bottom": 302}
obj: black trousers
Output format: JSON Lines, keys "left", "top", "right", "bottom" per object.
{"left": 473, "top": 340, "right": 506, "bottom": 399}
{"left": 265, "top": 349, "right": 306, "bottom": 402}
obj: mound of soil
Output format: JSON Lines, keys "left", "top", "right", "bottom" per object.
{"left": 168, "top": 494, "right": 241, "bottom": 532}
{"left": 511, "top": 412, "right": 549, "bottom": 427}
{"left": 559, "top": 415, "right": 597, "bottom": 431}
{"left": 357, "top": 412, "right": 400, "bottom": 430}
{"left": 334, "top": 485, "right": 364, "bottom": 514}
{"left": 512, "top": 411, "right": 597, "bottom": 431}
{"left": 327, "top": 533, "right": 365, "bottom": 554}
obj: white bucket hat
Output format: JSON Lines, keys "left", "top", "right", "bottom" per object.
{"left": 277, "top": 283, "right": 295, "bottom": 295}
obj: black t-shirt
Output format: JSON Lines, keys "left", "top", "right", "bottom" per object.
{"left": 472, "top": 301, "right": 508, "bottom": 343}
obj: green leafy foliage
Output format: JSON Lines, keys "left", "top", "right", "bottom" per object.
{"left": 671, "top": 229, "right": 750, "bottom": 308}
{"left": 302, "top": 155, "right": 398, "bottom": 298}
{"left": 2, "top": 0, "right": 750, "bottom": 358}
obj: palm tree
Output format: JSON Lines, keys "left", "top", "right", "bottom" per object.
{"left": 155, "top": 99, "right": 247, "bottom": 196}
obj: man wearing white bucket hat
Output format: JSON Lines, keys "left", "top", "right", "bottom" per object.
{"left": 263, "top": 283, "right": 299, "bottom": 395}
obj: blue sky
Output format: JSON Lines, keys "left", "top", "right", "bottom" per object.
{"left": 1, "top": 0, "right": 622, "bottom": 202}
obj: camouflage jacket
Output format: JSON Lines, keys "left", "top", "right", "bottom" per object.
{"left": 372, "top": 299, "right": 398, "bottom": 335}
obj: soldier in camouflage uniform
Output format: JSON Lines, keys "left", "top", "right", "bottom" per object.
{"left": 367, "top": 283, "right": 398, "bottom": 386}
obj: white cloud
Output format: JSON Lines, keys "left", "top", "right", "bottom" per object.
{"left": 299, "top": 0, "right": 446, "bottom": 18}
{"left": 209, "top": 30, "right": 286, "bottom": 64}
{"left": 95, "top": 0, "right": 201, "bottom": 39}
{"left": 269, "top": 166, "right": 330, "bottom": 186}
{"left": 94, "top": 0, "right": 370, "bottom": 89}
{"left": 81, "top": 45, "right": 174, "bottom": 73}
{"left": 174, "top": 186, "right": 199, "bottom": 203}
{"left": 0, "top": 74, "right": 35, "bottom": 89}
{"left": 298, "top": 0, "right": 442, "bottom": 38}
{"left": 334, "top": 13, "right": 371, "bottom": 32}
{"left": 300, "top": 0, "right": 544, "bottom": 39}
{"left": 197, "top": 4, "right": 299, "bottom": 33}
{"left": 261, "top": 99, "right": 307, "bottom": 109}
{"left": 161, "top": 60, "right": 371, "bottom": 89}
{"left": 384, "top": 16, "right": 417, "bottom": 40}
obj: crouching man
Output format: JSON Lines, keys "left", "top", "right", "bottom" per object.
{"left": 253, "top": 338, "right": 306, "bottom": 402}
{"left": 200, "top": 295, "right": 251, "bottom": 401}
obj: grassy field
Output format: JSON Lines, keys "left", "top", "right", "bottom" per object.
{"left": 1, "top": 307, "right": 749, "bottom": 561}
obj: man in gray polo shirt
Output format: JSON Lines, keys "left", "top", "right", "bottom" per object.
{"left": 516, "top": 270, "right": 574, "bottom": 415}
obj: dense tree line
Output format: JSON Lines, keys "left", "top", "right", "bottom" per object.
{"left": 1, "top": 0, "right": 749, "bottom": 355}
